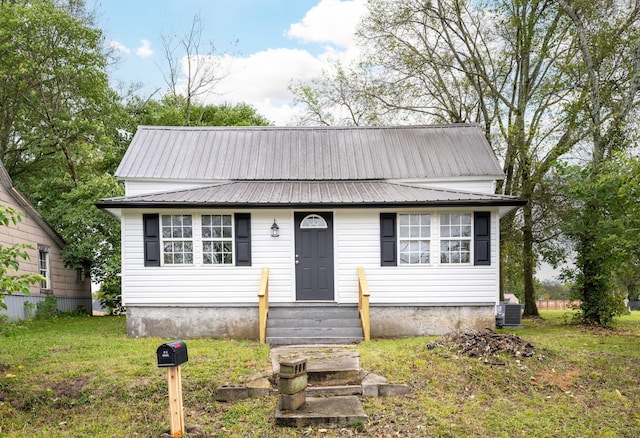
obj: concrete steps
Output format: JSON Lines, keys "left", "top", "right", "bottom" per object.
{"left": 266, "top": 304, "right": 364, "bottom": 345}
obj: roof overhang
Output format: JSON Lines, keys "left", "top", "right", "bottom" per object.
{"left": 96, "top": 181, "right": 526, "bottom": 212}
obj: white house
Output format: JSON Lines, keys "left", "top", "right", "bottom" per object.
{"left": 98, "top": 124, "right": 524, "bottom": 342}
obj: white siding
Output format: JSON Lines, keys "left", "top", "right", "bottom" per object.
{"left": 121, "top": 209, "right": 294, "bottom": 305}
{"left": 121, "top": 207, "right": 500, "bottom": 307}
{"left": 335, "top": 208, "right": 499, "bottom": 305}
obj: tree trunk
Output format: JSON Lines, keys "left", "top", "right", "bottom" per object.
{"left": 521, "top": 185, "right": 539, "bottom": 317}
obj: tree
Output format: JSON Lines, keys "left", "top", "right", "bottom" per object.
{"left": 125, "top": 95, "right": 270, "bottom": 127}
{"left": 555, "top": 0, "right": 640, "bottom": 325}
{"left": 0, "top": 0, "right": 126, "bottom": 281}
{"left": 557, "top": 153, "right": 640, "bottom": 324}
{"left": 0, "top": 206, "right": 43, "bottom": 310}
{"left": 159, "top": 15, "right": 231, "bottom": 125}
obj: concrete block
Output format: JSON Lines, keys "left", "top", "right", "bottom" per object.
{"left": 378, "top": 384, "right": 410, "bottom": 397}
{"left": 215, "top": 384, "right": 250, "bottom": 402}
{"left": 278, "top": 374, "right": 308, "bottom": 395}
{"left": 279, "top": 356, "right": 307, "bottom": 377}
{"left": 279, "top": 391, "right": 306, "bottom": 411}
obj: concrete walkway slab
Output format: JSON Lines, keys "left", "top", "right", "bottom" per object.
{"left": 275, "top": 396, "right": 367, "bottom": 428}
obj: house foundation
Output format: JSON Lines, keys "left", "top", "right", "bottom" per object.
{"left": 126, "top": 306, "right": 258, "bottom": 339}
{"left": 370, "top": 304, "right": 496, "bottom": 337}
{"left": 125, "top": 303, "right": 495, "bottom": 339}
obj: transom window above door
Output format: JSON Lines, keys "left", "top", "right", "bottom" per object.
{"left": 300, "top": 214, "right": 328, "bottom": 229}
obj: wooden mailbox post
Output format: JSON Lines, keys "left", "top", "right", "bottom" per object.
{"left": 157, "top": 340, "right": 188, "bottom": 438}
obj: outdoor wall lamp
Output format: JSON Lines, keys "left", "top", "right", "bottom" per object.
{"left": 271, "top": 219, "right": 280, "bottom": 237}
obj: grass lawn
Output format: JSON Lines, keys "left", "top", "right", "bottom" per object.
{"left": 1, "top": 311, "right": 639, "bottom": 437}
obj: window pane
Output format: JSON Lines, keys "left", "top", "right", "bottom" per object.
{"left": 202, "top": 227, "right": 211, "bottom": 238}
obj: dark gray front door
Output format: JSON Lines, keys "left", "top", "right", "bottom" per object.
{"left": 295, "top": 212, "right": 334, "bottom": 300}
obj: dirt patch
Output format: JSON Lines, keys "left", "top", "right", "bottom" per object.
{"left": 537, "top": 367, "right": 580, "bottom": 392}
{"left": 427, "top": 329, "right": 535, "bottom": 359}
{"left": 48, "top": 375, "right": 90, "bottom": 401}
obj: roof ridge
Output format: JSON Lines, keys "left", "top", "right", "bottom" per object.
{"left": 136, "top": 123, "right": 482, "bottom": 131}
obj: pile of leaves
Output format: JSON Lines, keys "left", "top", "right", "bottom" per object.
{"left": 427, "top": 329, "right": 535, "bottom": 359}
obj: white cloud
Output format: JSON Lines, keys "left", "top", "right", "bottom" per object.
{"left": 136, "top": 39, "right": 154, "bottom": 58}
{"left": 286, "top": 0, "right": 367, "bottom": 48}
{"left": 177, "top": 48, "right": 323, "bottom": 125}
{"left": 108, "top": 40, "right": 130, "bottom": 54}
{"left": 174, "top": 1, "right": 368, "bottom": 125}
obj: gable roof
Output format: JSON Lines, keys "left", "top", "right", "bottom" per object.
{"left": 98, "top": 180, "right": 523, "bottom": 209}
{"left": 0, "top": 162, "right": 65, "bottom": 248}
{"left": 116, "top": 124, "right": 504, "bottom": 181}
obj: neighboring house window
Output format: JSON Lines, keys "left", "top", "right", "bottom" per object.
{"left": 440, "top": 213, "right": 472, "bottom": 264}
{"left": 38, "top": 244, "right": 50, "bottom": 289}
{"left": 161, "top": 215, "right": 193, "bottom": 264}
{"left": 398, "top": 213, "right": 431, "bottom": 264}
{"left": 202, "top": 214, "right": 233, "bottom": 265}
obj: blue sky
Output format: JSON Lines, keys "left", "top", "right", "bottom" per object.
{"left": 95, "top": 0, "right": 367, "bottom": 125}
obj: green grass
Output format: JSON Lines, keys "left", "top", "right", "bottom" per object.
{"left": 1, "top": 311, "right": 639, "bottom": 437}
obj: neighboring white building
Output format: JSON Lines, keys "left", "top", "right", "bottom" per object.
{"left": 0, "top": 162, "right": 92, "bottom": 320}
{"left": 98, "top": 125, "right": 524, "bottom": 340}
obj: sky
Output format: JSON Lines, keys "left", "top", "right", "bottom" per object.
{"left": 95, "top": 0, "right": 367, "bottom": 125}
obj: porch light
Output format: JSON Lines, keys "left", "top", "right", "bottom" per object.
{"left": 271, "top": 219, "right": 280, "bottom": 237}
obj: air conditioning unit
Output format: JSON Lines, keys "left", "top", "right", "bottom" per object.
{"left": 496, "top": 302, "right": 523, "bottom": 328}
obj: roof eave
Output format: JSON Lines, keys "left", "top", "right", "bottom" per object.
{"left": 96, "top": 199, "right": 527, "bottom": 210}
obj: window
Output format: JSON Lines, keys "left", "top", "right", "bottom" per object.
{"left": 300, "top": 214, "right": 328, "bottom": 229}
{"left": 38, "top": 245, "right": 50, "bottom": 289}
{"left": 399, "top": 214, "right": 431, "bottom": 264}
{"left": 161, "top": 215, "right": 193, "bottom": 264}
{"left": 440, "top": 213, "right": 472, "bottom": 264}
{"left": 202, "top": 214, "right": 233, "bottom": 265}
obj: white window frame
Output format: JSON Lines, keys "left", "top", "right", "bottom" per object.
{"left": 161, "top": 214, "right": 194, "bottom": 265}
{"left": 201, "top": 214, "right": 234, "bottom": 265}
{"left": 398, "top": 213, "right": 431, "bottom": 265}
{"left": 440, "top": 212, "right": 472, "bottom": 264}
{"left": 38, "top": 244, "right": 50, "bottom": 290}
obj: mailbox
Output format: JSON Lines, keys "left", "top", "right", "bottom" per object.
{"left": 157, "top": 340, "right": 188, "bottom": 367}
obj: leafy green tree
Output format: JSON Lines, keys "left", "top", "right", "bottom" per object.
{"left": 0, "top": 206, "right": 44, "bottom": 309}
{"left": 558, "top": 153, "right": 640, "bottom": 324}
{"left": 0, "top": 0, "right": 126, "bottom": 282}
{"left": 125, "top": 95, "right": 271, "bottom": 127}
{"left": 556, "top": 0, "right": 640, "bottom": 325}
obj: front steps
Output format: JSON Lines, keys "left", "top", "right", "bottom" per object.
{"left": 266, "top": 304, "right": 364, "bottom": 345}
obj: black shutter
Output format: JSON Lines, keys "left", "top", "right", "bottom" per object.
{"left": 474, "top": 212, "right": 491, "bottom": 266}
{"left": 143, "top": 214, "right": 161, "bottom": 267}
{"left": 380, "top": 213, "right": 397, "bottom": 266}
{"left": 235, "top": 213, "right": 251, "bottom": 266}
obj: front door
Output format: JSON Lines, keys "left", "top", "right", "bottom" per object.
{"left": 295, "top": 212, "right": 334, "bottom": 300}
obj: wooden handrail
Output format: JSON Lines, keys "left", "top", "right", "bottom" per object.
{"left": 258, "top": 267, "right": 269, "bottom": 345}
{"left": 357, "top": 266, "right": 371, "bottom": 341}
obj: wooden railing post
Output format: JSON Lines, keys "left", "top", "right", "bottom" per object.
{"left": 258, "top": 267, "right": 270, "bottom": 345}
{"left": 357, "top": 267, "right": 371, "bottom": 341}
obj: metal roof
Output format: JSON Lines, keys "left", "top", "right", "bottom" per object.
{"left": 115, "top": 124, "right": 505, "bottom": 181}
{"left": 97, "top": 181, "right": 524, "bottom": 209}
